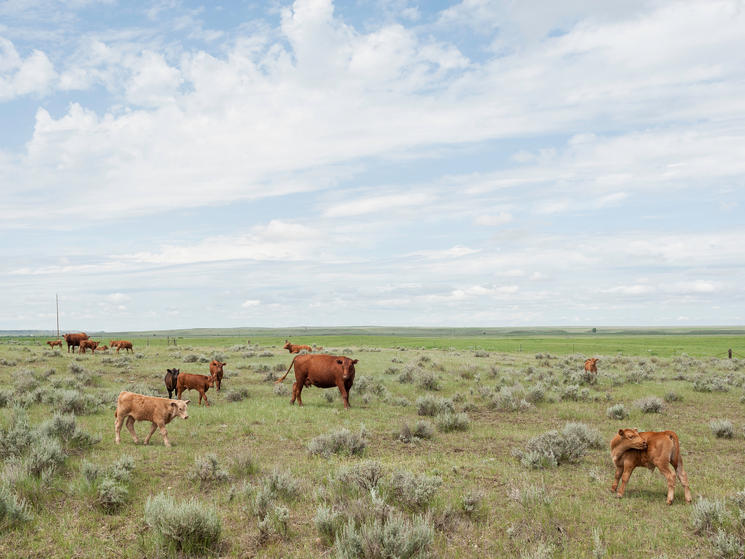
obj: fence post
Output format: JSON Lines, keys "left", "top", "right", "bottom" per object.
{"left": 729, "top": 348, "right": 732, "bottom": 359}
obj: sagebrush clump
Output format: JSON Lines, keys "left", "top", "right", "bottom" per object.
{"left": 308, "top": 427, "right": 368, "bottom": 458}
{"left": 144, "top": 493, "right": 221, "bottom": 553}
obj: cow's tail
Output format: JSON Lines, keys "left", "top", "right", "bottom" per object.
{"left": 276, "top": 357, "right": 297, "bottom": 384}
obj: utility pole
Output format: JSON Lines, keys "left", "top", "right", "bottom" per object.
{"left": 56, "top": 293, "right": 60, "bottom": 339}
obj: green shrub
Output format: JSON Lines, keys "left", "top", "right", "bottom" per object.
{"left": 81, "top": 460, "right": 101, "bottom": 484}
{"left": 314, "top": 503, "right": 345, "bottom": 545}
{"left": 0, "top": 389, "right": 12, "bottom": 408}
{"left": 385, "top": 470, "right": 441, "bottom": 510}
{"left": 461, "top": 490, "right": 484, "bottom": 517}
{"left": 38, "top": 414, "right": 100, "bottom": 449}
{"left": 336, "top": 460, "right": 383, "bottom": 491}
{"left": 109, "top": 455, "right": 135, "bottom": 483}
{"left": 417, "top": 373, "right": 441, "bottom": 391}
{"left": 225, "top": 388, "right": 249, "bottom": 402}
{"left": 26, "top": 435, "right": 65, "bottom": 477}
{"left": 416, "top": 395, "right": 454, "bottom": 417}
{"left": 0, "top": 409, "right": 33, "bottom": 457}
{"left": 665, "top": 391, "right": 683, "bottom": 403}
{"left": 436, "top": 412, "right": 470, "bottom": 432}
{"left": 711, "top": 528, "right": 744, "bottom": 558}
{"left": 710, "top": 420, "right": 734, "bottom": 439}
{"left": 191, "top": 454, "right": 229, "bottom": 483}
{"left": 97, "top": 478, "right": 128, "bottom": 514}
{"left": 308, "top": 427, "right": 368, "bottom": 458}
{"left": 691, "top": 497, "right": 726, "bottom": 534}
{"left": 258, "top": 504, "right": 290, "bottom": 542}
{"left": 0, "top": 485, "right": 32, "bottom": 529}
{"left": 334, "top": 511, "right": 434, "bottom": 559}
{"left": 513, "top": 423, "right": 602, "bottom": 469}
{"left": 231, "top": 451, "right": 258, "bottom": 478}
{"left": 490, "top": 386, "right": 532, "bottom": 411}
{"left": 144, "top": 493, "right": 221, "bottom": 553}
{"left": 263, "top": 468, "right": 301, "bottom": 500}
{"left": 606, "top": 404, "right": 628, "bottom": 420}
{"left": 635, "top": 396, "right": 664, "bottom": 414}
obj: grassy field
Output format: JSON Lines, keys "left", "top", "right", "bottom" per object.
{"left": 1, "top": 333, "right": 744, "bottom": 558}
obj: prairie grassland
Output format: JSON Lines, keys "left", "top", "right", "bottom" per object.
{"left": 0, "top": 335, "right": 744, "bottom": 558}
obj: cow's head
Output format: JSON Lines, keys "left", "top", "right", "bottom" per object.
{"left": 283, "top": 340, "right": 292, "bottom": 349}
{"left": 617, "top": 428, "right": 646, "bottom": 449}
{"left": 167, "top": 368, "right": 180, "bottom": 378}
{"left": 212, "top": 360, "right": 226, "bottom": 371}
{"left": 336, "top": 357, "right": 359, "bottom": 381}
{"left": 170, "top": 400, "right": 190, "bottom": 420}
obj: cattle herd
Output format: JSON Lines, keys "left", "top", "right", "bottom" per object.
{"left": 52, "top": 334, "right": 692, "bottom": 504}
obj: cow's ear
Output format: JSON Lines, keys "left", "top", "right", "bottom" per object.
{"left": 352, "top": 359, "right": 358, "bottom": 364}
{"left": 184, "top": 400, "right": 190, "bottom": 405}
{"left": 618, "top": 429, "right": 624, "bottom": 436}
{"left": 170, "top": 401, "right": 178, "bottom": 408}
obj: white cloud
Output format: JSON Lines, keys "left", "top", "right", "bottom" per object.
{"left": 0, "top": 39, "right": 56, "bottom": 100}
{"left": 241, "top": 299, "right": 260, "bottom": 307}
{"left": 475, "top": 212, "right": 512, "bottom": 226}
{"left": 323, "top": 192, "right": 431, "bottom": 218}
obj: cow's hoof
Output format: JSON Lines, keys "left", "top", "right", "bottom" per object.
{"left": 615, "top": 493, "right": 623, "bottom": 499}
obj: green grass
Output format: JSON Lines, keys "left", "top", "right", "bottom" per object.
{"left": 1, "top": 334, "right": 744, "bottom": 557}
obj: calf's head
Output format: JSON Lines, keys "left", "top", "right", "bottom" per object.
{"left": 283, "top": 340, "right": 292, "bottom": 350}
{"left": 337, "top": 357, "right": 359, "bottom": 381}
{"left": 170, "top": 399, "right": 190, "bottom": 420}
{"left": 167, "top": 368, "right": 180, "bottom": 379}
{"left": 617, "top": 428, "right": 646, "bottom": 449}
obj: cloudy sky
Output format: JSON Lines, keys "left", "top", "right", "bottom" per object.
{"left": 1, "top": 0, "right": 744, "bottom": 331}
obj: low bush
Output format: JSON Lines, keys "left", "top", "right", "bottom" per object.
{"left": 417, "top": 372, "right": 441, "bottom": 391}
{"left": 258, "top": 504, "right": 290, "bottom": 542}
{"left": 225, "top": 388, "right": 249, "bottom": 402}
{"left": 97, "top": 478, "right": 128, "bottom": 514}
{"left": 665, "top": 391, "right": 683, "bottom": 403}
{"left": 144, "top": 493, "right": 221, "bottom": 554}
{"left": 314, "top": 504, "right": 345, "bottom": 545}
{"left": 263, "top": 468, "right": 301, "bottom": 500}
{"left": 0, "top": 484, "right": 32, "bottom": 529}
{"left": 336, "top": 460, "right": 383, "bottom": 492}
{"left": 26, "top": 435, "right": 66, "bottom": 477}
{"left": 38, "top": 414, "right": 100, "bottom": 449}
{"left": 308, "top": 427, "right": 368, "bottom": 458}
{"left": 691, "top": 497, "right": 726, "bottom": 534}
{"left": 606, "top": 404, "right": 628, "bottom": 420}
{"left": 397, "top": 421, "right": 435, "bottom": 444}
{"left": 0, "top": 389, "right": 12, "bottom": 408}
{"left": 436, "top": 412, "right": 470, "bottom": 432}
{"left": 416, "top": 395, "right": 454, "bottom": 417}
{"left": 335, "top": 510, "right": 434, "bottom": 559}
{"left": 191, "top": 454, "right": 229, "bottom": 483}
{"left": 635, "top": 396, "right": 664, "bottom": 414}
{"left": 710, "top": 420, "right": 734, "bottom": 439}
{"left": 385, "top": 470, "right": 441, "bottom": 510}
{"left": 231, "top": 451, "right": 258, "bottom": 478}
{"left": 513, "top": 422, "right": 602, "bottom": 469}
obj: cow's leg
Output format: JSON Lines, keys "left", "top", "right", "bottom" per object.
{"left": 290, "top": 382, "right": 298, "bottom": 405}
{"left": 616, "top": 466, "right": 634, "bottom": 498}
{"left": 336, "top": 380, "right": 350, "bottom": 409}
{"left": 159, "top": 425, "right": 171, "bottom": 447}
{"left": 115, "top": 414, "right": 125, "bottom": 444}
{"left": 295, "top": 382, "right": 304, "bottom": 406}
{"left": 611, "top": 464, "right": 624, "bottom": 493}
{"left": 125, "top": 416, "right": 140, "bottom": 444}
{"left": 144, "top": 422, "right": 158, "bottom": 445}
{"left": 201, "top": 390, "right": 209, "bottom": 406}
{"left": 655, "top": 461, "right": 678, "bottom": 505}
{"left": 177, "top": 387, "right": 183, "bottom": 400}
{"left": 675, "top": 459, "right": 692, "bottom": 503}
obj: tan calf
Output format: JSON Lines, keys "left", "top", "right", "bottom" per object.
{"left": 610, "top": 428, "right": 692, "bottom": 505}
{"left": 114, "top": 391, "right": 189, "bottom": 447}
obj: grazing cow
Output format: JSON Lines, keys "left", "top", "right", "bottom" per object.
{"left": 276, "top": 354, "right": 358, "bottom": 408}
{"left": 584, "top": 358, "right": 599, "bottom": 374}
{"left": 114, "top": 340, "right": 133, "bottom": 354}
{"left": 78, "top": 339, "right": 99, "bottom": 354}
{"left": 97, "top": 345, "right": 109, "bottom": 352}
{"left": 46, "top": 340, "right": 62, "bottom": 349}
{"left": 164, "top": 368, "right": 180, "bottom": 399}
{"left": 114, "top": 391, "right": 189, "bottom": 447}
{"left": 64, "top": 332, "right": 89, "bottom": 353}
{"left": 209, "top": 360, "right": 226, "bottom": 391}
{"left": 283, "top": 340, "right": 313, "bottom": 353}
{"left": 610, "top": 428, "right": 692, "bottom": 505}
{"left": 176, "top": 373, "right": 215, "bottom": 406}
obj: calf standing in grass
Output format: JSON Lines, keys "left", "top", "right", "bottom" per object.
{"left": 209, "top": 360, "right": 226, "bottom": 391}
{"left": 276, "top": 354, "right": 358, "bottom": 408}
{"left": 47, "top": 340, "right": 62, "bottom": 349}
{"left": 164, "top": 368, "right": 180, "bottom": 399}
{"left": 176, "top": 373, "right": 215, "bottom": 406}
{"left": 610, "top": 428, "right": 692, "bottom": 505}
{"left": 113, "top": 340, "right": 133, "bottom": 354}
{"left": 114, "top": 391, "right": 189, "bottom": 447}
{"left": 79, "top": 339, "right": 99, "bottom": 354}
{"left": 283, "top": 340, "right": 312, "bottom": 353}
{"left": 584, "top": 358, "right": 599, "bottom": 374}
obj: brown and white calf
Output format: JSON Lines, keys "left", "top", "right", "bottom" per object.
{"left": 114, "top": 391, "right": 189, "bottom": 447}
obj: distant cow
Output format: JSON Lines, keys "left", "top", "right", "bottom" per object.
{"left": 283, "top": 340, "right": 313, "bottom": 353}
{"left": 46, "top": 340, "right": 62, "bottom": 349}
{"left": 114, "top": 391, "right": 189, "bottom": 447}
{"left": 64, "top": 332, "right": 89, "bottom": 353}
{"left": 97, "top": 345, "right": 109, "bottom": 352}
{"left": 113, "top": 340, "right": 133, "bottom": 354}
{"left": 176, "top": 373, "right": 215, "bottom": 406}
{"left": 79, "top": 339, "right": 99, "bottom": 354}
{"left": 209, "top": 360, "right": 226, "bottom": 391}
{"left": 276, "top": 354, "right": 358, "bottom": 408}
{"left": 164, "top": 368, "right": 180, "bottom": 399}
{"left": 584, "top": 358, "right": 599, "bottom": 374}
{"left": 610, "top": 428, "right": 692, "bottom": 505}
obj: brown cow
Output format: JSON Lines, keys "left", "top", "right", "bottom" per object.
{"left": 276, "top": 354, "right": 358, "bottom": 408}
{"left": 114, "top": 340, "right": 133, "bottom": 354}
{"left": 584, "top": 358, "right": 599, "bottom": 374}
{"left": 79, "top": 339, "right": 99, "bottom": 354}
{"left": 46, "top": 340, "right": 62, "bottom": 349}
{"left": 283, "top": 340, "right": 312, "bottom": 353}
{"left": 209, "top": 360, "right": 226, "bottom": 391}
{"left": 164, "top": 368, "right": 180, "bottom": 399}
{"left": 114, "top": 391, "right": 189, "bottom": 447}
{"left": 610, "top": 428, "right": 692, "bottom": 505}
{"left": 64, "top": 332, "right": 89, "bottom": 353}
{"left": 97, "top": 345, "right": 109, "bottom": 352}
{"left": 176, "top": 373, "right": 215, "bottom": 406}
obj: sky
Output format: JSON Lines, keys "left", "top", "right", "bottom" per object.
{"left": 1, "top": 0, "right": 744, "bottom": 331}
